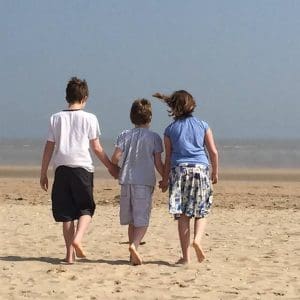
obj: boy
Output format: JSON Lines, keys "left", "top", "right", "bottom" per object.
{"left": 111, "top": 99, "right": 164, "bottom": 265}
{"left": 40, "top": 76, "right": 118, "bottom": 264}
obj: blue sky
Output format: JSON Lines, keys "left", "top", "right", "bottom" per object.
{"left": 1, "top": 0, "right": 300, "bottom": 139}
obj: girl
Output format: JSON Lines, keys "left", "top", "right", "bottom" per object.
{"left": 153, "top": 90, "right": 218, "bottom": 264}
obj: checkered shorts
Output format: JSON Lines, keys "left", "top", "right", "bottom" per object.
{"left": 169, "top": 164, "right": 213, "bottom": 218}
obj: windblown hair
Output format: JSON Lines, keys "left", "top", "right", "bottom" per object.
{"left": 153, "top": 90, "right": 196, "bottom": 119}
{"left": 65, "top": 77, "right": 89, "bottom": 103}
{"left": 130, "top": 99, "right": 152, "bottom": 125}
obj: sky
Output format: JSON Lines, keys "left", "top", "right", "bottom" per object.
{"left": 1, "top": 0, "right": 300, "bottom": 140}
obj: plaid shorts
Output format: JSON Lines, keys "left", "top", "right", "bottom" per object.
{"left": 169, "top": 164, "right": 213, "bottom": 218}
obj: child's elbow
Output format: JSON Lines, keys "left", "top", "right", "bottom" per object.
{"left": 93, "top": 145, "right": 104, "bottom": 155}
{"left": 210, "top": 149, "right": 218, "bottom": 159}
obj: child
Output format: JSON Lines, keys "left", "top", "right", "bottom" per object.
{"left": 111, "top": 99, "right": 164, "bottom": 265}
{"left": 40, "top": 76, "right": 118, "bottom": 264}
{"left": 153, "top": 90, "right": 218, "bottom": 264}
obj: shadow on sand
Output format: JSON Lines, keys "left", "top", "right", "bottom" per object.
{"left": 0, "top": 256, "right": 176, "bottom": 267}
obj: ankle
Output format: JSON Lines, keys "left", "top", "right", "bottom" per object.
{"left": 193, "top": 239, "right": 201, "bottom": 245}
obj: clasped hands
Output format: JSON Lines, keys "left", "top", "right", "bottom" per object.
{"left": 159, "top": 179, "right": 168, "bottom": 193}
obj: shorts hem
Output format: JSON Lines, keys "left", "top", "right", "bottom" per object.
{"left": 53, "top": 211, "right": 94, "bottom": 222}
{"left": 171, "top": 212, "right": 210, "bottom": 220}
{"left": 120, "top": 221, "right": 149, "bottom": 227}
{"left": 133, "top": 223, "right": 149, "bottom": 227}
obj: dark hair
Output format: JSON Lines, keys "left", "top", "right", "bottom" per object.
{"left": 153, "top": 90, "right": 196, "bottom": 119}
{"left": 130, "top": 99, "right": 152, "bottom": 125}
{"left": 65, "top": 77, "right": 89, "bottom": 103}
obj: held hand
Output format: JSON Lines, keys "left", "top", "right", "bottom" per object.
{"left": 159, "top": 179, "right": 169, "bottom": 193}
{"left": 40, "top": 175, "right": 48, "bottom": 191}
{"left": 108, "top": 164, "right": 120, "bottom": 179}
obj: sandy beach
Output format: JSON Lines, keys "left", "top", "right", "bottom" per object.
{"left": 0, "top": 167, "right": 299, "bottom": 299}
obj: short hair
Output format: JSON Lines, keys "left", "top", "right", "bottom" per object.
{"left": 166, "top": 90, "right": 196, "bottom": 119}
{"left": 65, "top": 77, "right": 89, "bottom": 103}
{"left": 130, "top": 99, "right": 152, "bottom": 125}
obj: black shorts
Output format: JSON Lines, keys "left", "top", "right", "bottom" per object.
{"left": 51, "top": 166, "right": 96, "bottom": 222}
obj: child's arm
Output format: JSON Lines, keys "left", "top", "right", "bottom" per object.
{"left": 90, "top": 138, "right": 119, "bottom": 179}
{"left": 111, "top": 147, "right": 122, "bottom": 166}
{"left": 159, "top": 136, "right": 172, "bottom": 192}
{"left": 40, "top": 140, "right": 55, "bottom": 191}
{"left": 204, "top": 128, "right": 219, "bottom": 184}
{"left": 154, "top": 152, "right": 164, "bottom": 177}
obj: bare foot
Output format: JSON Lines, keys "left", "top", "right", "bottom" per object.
{"left": 175, "top": 257, "right": 189, "bottom": 265}
{"left": 192, "top": 241, "right": 205, "bottom": 263}
{"left": 129, "top": 244, "right": 142, "bottom": 265}
{"left": 61, "top": 259, "right": 74, "bottom": 265}
{"left": 64, "top": 251, "right": 75, "bottom": 264}
{"left": 72, "top": 242, "right": 86, "bottom": 258}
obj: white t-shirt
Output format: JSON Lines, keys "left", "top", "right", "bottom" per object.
{"left": 47, "top": 109, "right": 101, "bottom": 172}
{"left": 116, "top": 127, "right": 163, "bottom": 186}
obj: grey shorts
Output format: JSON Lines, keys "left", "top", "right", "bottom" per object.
{"left": 120, "top": 184, "right": 154, "bottom": 227}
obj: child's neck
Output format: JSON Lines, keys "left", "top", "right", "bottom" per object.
{"left": 135, "top": 123, "right": 150, "bottom": 129}
{"left": 68, "top": 102, "right": 85, "bottom": 110}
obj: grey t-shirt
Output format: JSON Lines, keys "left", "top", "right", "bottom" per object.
{"left": 115, "top": 127, "right": 163, "bottom": 186}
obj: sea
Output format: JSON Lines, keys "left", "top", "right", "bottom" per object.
{"left": 0, "top": 138, "right": 299, "bottom": 169}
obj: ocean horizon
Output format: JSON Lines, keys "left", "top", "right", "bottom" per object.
{"left": 0, "top": 137, "right": 299, "bottom": 169}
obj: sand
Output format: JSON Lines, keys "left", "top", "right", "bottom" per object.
{"left": 0, "top": 167, "right": 299, "bottom": 299}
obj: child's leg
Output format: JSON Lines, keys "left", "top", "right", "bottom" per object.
{"left": 132, "top": 226, "right": 148, "bottom": 249}
{"left": 128, "top": 224, "right": 134, "bottom": 262}
{"left": 128, "top": 184, "right": 152, "bottom": 265}
{"left": 128, "top": 224, "right": 134, "bottom": 244}
{"left": 192, "top": 217, "right": 207, "bottom": 262}
{"left": 177, "top": 214, "right": 191, "bottom": 264}
{"left": 129, "top": 225, "right": 147, "bottom": 265}
{"left": 72, "top": 214, "right": 92, "bottom": 258}
{"left": 63, "top": 221, "right": 75, "bottom": 263}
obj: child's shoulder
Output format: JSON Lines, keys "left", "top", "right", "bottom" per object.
{"left": 119, "top": 129, "right": 131, "bottom": 137}
{"left": 50, "top": 109, "right": 96, "bottom": 117}
{"left": 165, "top": 116, "right": 209, "bottom": 132}
{"left": 116, "top": 129, "right": 131, "bottom": 141}
{"left": 50, "top": 110, "right": 98, "bottom": 124}
{"left": 165, "top": 119, "right": 176, "bottom": 129}
{"left": 79, "top": 110, "right": 98, "bottom": 118}
{"left": 187, "top": 116, "right": 209, "bottom": 128}
{"left": 75, "top": 110, "right": 99, "bottom": 122}
{"left": 50, "top": 110, "right": 63, "bottom": 118}
{"left": 148, "top": 129, "right": 162, "bottom": 139}
{"left": 197, "top": 118, "right": 209, "bottom": 129}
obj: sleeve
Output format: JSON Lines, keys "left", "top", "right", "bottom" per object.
{"left": 164, "top": 124, "right": 171, "bottom": 137}
{"left": 47, "top": 116, "right": 55, "bottom": 142}
{"left": 154, "top": 133, "right": 163, "bottom": 153}
{"left": 115, "top": 130, "right": 127, "bottom": 152}
{"left": 201, "top": 120, "right": 209, "bottom": 132}
{"left": 88, "top": 115, "right": 101, "bottom": 140}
